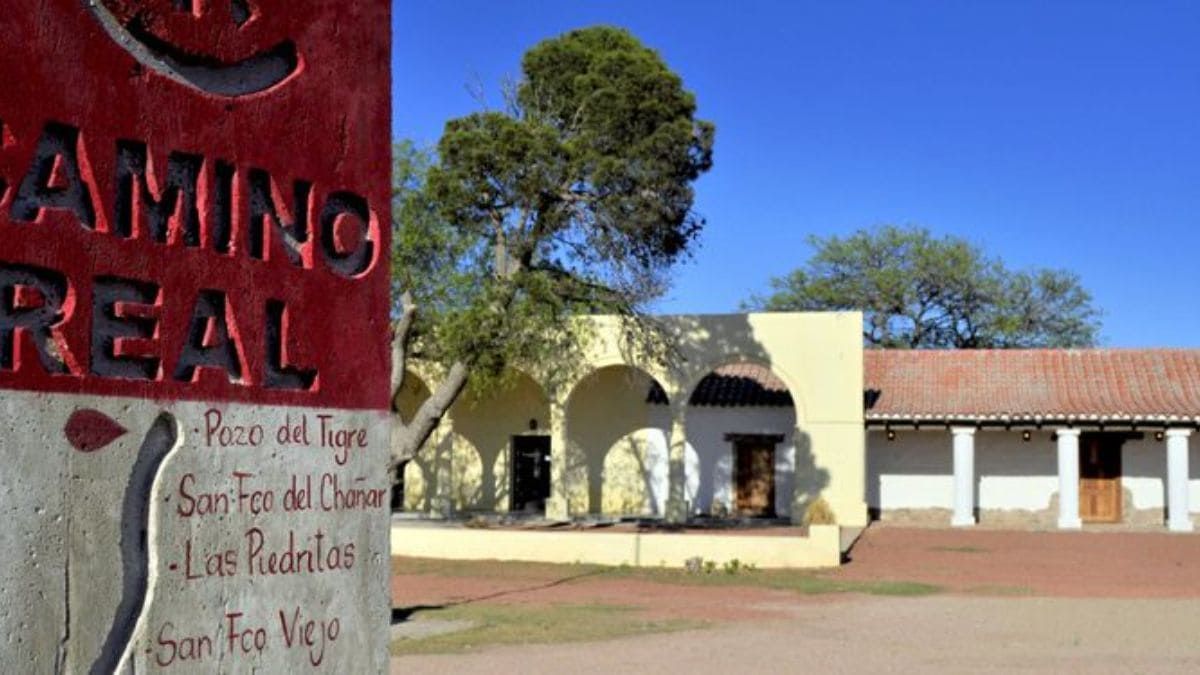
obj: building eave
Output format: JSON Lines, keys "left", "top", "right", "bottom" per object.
{"left": 863, "top": 412, "right": 1200, "bottom": 428}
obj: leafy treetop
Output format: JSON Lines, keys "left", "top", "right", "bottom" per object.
{"left": 746, "top": 225, "right": 1101, "bottom": 349}
{"left": 390, "top": 26, "right": 714, "bottom": 464}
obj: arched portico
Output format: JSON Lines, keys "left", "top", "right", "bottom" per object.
{"left": 679, "top": 360, "right": 801, "bottom": 519}
{"left": 552, "top": 364, "right": 672, "bottom": 518}
{"left": 403, "top": 312, "right": 868, "bottom": 528}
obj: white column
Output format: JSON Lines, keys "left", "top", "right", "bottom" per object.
{"left": 429, "top": 431, "right": 454, "bottom": 518}
{"left": 544, "top": 400, "right": 569, "bottom": 521}
{"left": 665, "top": 406, "right": 689, "bottom": 523}
{"left": 1056, "top": 428, "right": 1082, "bottom": 529}
{"left": 1166, "top": 429, "right": 1193, "bottom": 533}
{"left": 951, "top": 427, "right": 976, "bottom": 527}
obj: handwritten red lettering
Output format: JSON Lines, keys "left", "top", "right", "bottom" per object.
{"left": 319, "top": 472, "right": 387, "bottom": 512}
{"left": 234, "top": 471, "right": 275, "bottom": 515}
{"left": 204, "top": 408, "right": 265, "bottom": 448}
{"left": 317, "top": 414, "right": 368, "bottom": 465}
{"left": 225, "top": 612, "right": 268, "bottom": 657}
{"left": 153, "top": 620, "right": 214, "bottom": 667}
{"left": 176, "top": 472, "right": 230, "bottom": 517}
{"left": 245, "top": 527, "right": 355, "bottom": 576}
{"left": 278, "top": 606, "right": 341, "bottom": 667}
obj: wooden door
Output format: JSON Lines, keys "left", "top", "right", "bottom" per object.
{"left": 735, "top": 439, "right": 776, "bottom": 517}
{"left": 511, "top": 436, "right": 551, "bottom": 513}
{"left": 1079, "top": 434, "right": 1122, "bottom": 523}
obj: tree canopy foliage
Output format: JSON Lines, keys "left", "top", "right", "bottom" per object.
{"left": 746, "top": 225, "right": 1101, "bottom": 349}
{"left": 390, "top": 26, "right": 714, "bottom": 465}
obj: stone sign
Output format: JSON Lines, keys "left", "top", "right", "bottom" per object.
{"left": 0, "top": 1, "right": 392, "bottom": 671}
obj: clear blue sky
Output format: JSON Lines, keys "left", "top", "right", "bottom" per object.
{"left": 393, "top": 1, "right": 1200, "bottom": 347}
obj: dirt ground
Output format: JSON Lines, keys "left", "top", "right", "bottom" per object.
{"left": 833, "top": 523, "right": 1200, "bottom": 597}
{"left": 390, "top": 524, "right": 1200, "bottom": 673}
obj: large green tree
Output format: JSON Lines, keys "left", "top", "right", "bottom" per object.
{"left": 746, "top": 225, "right": 1101, "bottom": 348}
{"left": 390, "top": 26, "right": 714, "bottom": 467}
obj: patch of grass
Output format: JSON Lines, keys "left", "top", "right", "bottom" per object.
{"left": 930, "top": 545, "right": 989, "bottom": 554}
{"left": 393, "top": 556, "right": 607, "bottom": 581}
{"left": 392, "top": 556, "right": 941, "bottom": 597}
{"left": 390, "top": 603, "right": 702, "bottom": 655}
{"left": 608, "top": 564, "right": 939, "bottom": 596}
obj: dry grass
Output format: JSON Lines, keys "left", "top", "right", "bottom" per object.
{"left": 393, "top": 556, "right": 940, "bottom": 597}
{"left": 390, "top": 603, "right": 702, "bottom": 655}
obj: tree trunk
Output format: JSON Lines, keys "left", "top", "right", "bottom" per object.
{"left": 389, "top": 361, "right": 469, "bottom": 470}
{"left": 388, "top": 268, "right": 521, "bottom": 473}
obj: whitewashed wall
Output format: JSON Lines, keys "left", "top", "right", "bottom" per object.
{"left": 868, "top": 429, "right": 1200, "bottom": 515}
{"left": 648, "top": 406, "right": 797, "bottom": 517}
{"left": 1123, "top": 436, "right": 1166, "bottom": 510}
{"left": 1121, "top": 435, "right": 1200, "bottom": 510}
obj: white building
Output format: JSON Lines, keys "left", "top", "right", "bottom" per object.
{"left": 864, "top": 349, "right": 1200, "bottom": 531}
{"left": 398, "top": 320, "right": 1200, "bottom": 532}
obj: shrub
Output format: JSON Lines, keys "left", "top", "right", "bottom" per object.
{"left": 802, "top": 497, "right": 837, "bottom": 526}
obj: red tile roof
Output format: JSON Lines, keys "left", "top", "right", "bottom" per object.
{"left": 647, "top": 363, "right": 794, "bottom": 407}
{"left": 865, "top": 349, "right": 1200, "bottom": 423}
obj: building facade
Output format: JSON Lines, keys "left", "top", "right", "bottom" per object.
{"left": 866, "top": 349, "right": 1200, "bottom": 531}
{"left": 397, "top": 312, "right": 868, "bottom": 526}
{"left": 396, "top": 313, "right": 1200, "bottom": 532}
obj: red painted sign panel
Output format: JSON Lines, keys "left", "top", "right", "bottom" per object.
{"left": 0, "top": 0, "right": 391, "bottom": 409}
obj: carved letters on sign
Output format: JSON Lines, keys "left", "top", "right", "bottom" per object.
{"left": 0, "top": 122, "right": 379, "bottom": 390}
{"left": 0, "top": 0, "right": 392, "bottom": 409}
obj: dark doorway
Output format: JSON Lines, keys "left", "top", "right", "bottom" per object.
{"left": 391, "top": 460, "right": 407, "bottom": 511}
{"left": 1080, "top": 433, "right": 1123, "bottom": 523}
{"left": 730, "top": 434, "right": 781, "bottom": 517}
{"left": 511, "top": 435, "right": 551, "bottom": 513}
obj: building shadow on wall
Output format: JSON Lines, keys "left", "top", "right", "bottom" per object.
{"left": 787, "top": 430, "right": 828, "bottom": 514}
{"left": 608, "top": 312, "right": 831, "bottom": 520}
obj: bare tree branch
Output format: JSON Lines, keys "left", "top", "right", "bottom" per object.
{"left": 390, "top": 360, "right": 470, "bottom": 470}
{"left": 390, "top": 290, "right": 417, "bottom": 396}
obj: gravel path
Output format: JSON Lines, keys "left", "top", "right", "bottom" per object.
{"left": 391, "top": 596, "right": 1200, "bottom": 673}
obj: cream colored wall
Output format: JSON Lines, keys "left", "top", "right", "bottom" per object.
{"left": 396, "top": 372, "right": 438, "bottom": 513}
{"left": 392, "top": 523, "right": 843, "bottom": 569}
{"left": 565, "top": 366, "right": 667, "bottom": 516}
{"left": 576, "top": 312, "right": 866, "bottom": 525}
{"left": 401, "top": 371, "right": 550, "bottom": 513}
{"left": 402, "top": 312, "right": 868, "bottom": 526}
{"left": 447, "top": 373, "right": 550, "bottom": 512}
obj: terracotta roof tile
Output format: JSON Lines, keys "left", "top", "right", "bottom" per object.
{"left": 864, "top": 349, "right": 1200, "bottom": 423}
{"left": 647, "top": 363, "right": 794, "bottom": 407}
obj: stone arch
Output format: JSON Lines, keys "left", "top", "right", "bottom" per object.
{"left": 446, "top": 369, "right": 551, "bottom": 512}
{"left": 566, "top": 355, "right": 679, "bottom": 403}
{"left": 564, "top": 364, "right": 670, "bottom": 516}
{"left": 681, "top": 358, "right": 801, "bottom": 518}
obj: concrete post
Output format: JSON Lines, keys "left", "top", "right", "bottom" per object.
{"left": 1056, "top": 428, "right": 1082, "bottom": 529}
{"left": 951, "top": 427, "right": 976, "bottom": 527}
{"left": 1166, "top": 429, "right": 1193, "bottom": 533}
{"left": 544, "top": 400, "right": 570, "bottom": 521}
{"left": 665, "top": 406, "right": 689, "bottom": 523}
